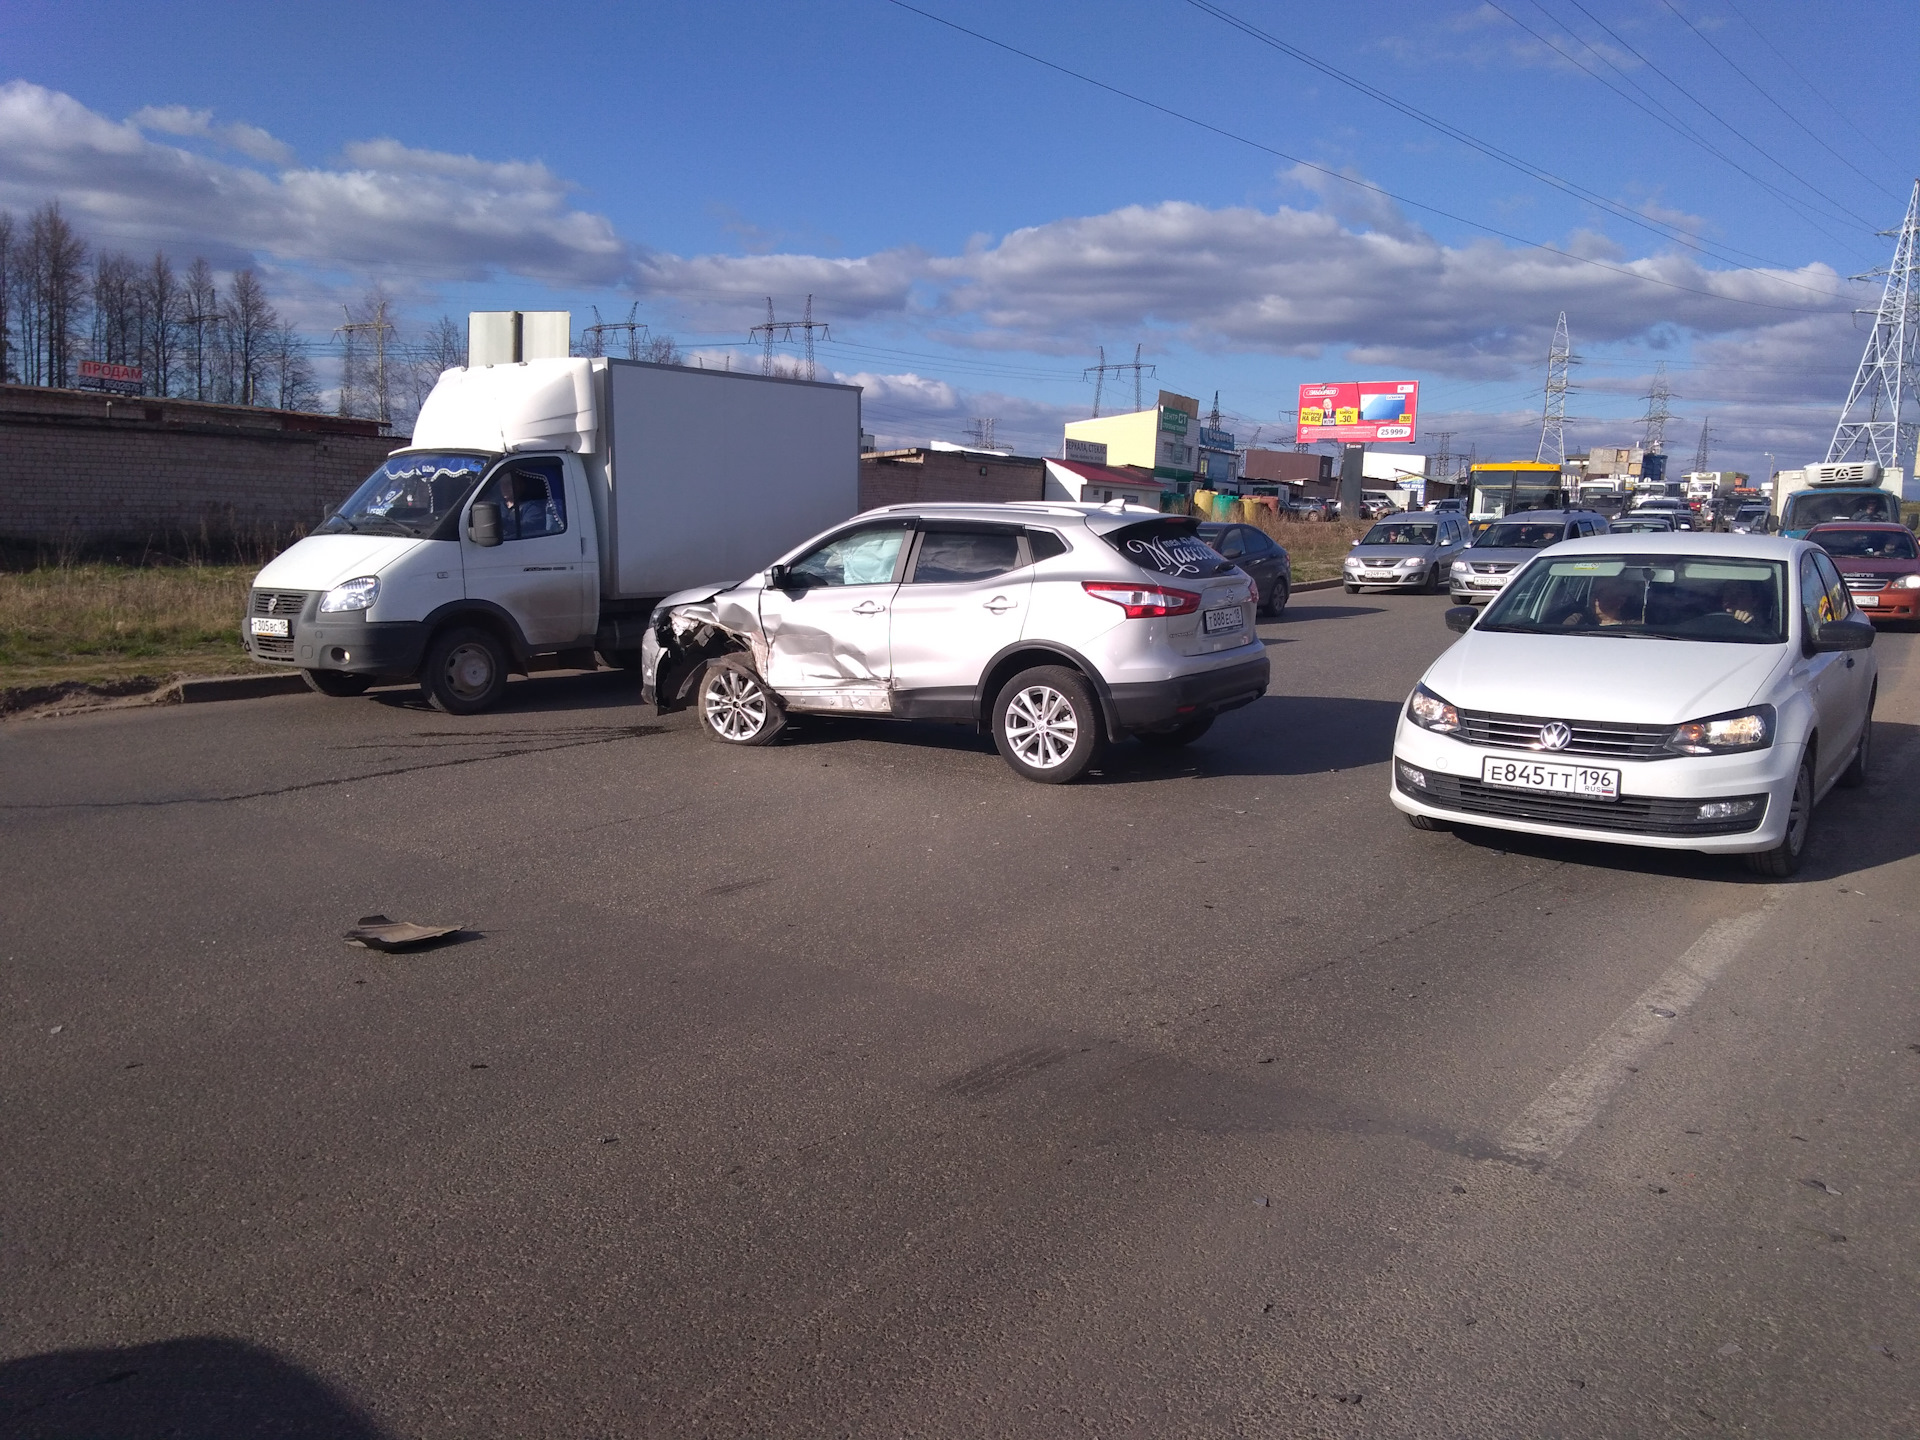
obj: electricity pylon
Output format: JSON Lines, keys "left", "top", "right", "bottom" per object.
{"left": 1641, "top": 361, "right": 1673, "bottom": 453}
{"left": 1828, "top": 178, "right": 1920, "bottom": 472}
{"left": 1536, "top": 312, "right": 1573, "bottom": 465}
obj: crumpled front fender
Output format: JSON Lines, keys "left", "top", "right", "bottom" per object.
{"left": 641, "top": 587, "right": 768, "bottom": 713}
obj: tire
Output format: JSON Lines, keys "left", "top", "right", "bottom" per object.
{"left": 696, "top": 657, "right": 788, "bottom": 746}
{"left": 1137, "top": 715, "right": 1214, "bottom": 749}
{"left": 1425, "top": 564, "right": 1444, "bottom": 595}
{"left": 1263, "top": 577, "right": 1290, "bottom": 617}
{"left": 992, "top": 665, "right": 1104, "bottom": 783}
{"left": 1344, "top": 582, "right": 1359, "bottom": 594}
{"left": 1838, "top": 691, "right": 1874, "bottom": 788}
{"left": 600, "top": 649, "right": 645, "bottom": 671}
{"left": 1406, "top": 811, "right": 1450, "bottom": 831}
{"left": 422, "top": 626, "right": 510, "bottom": 715}
{"left": 1744, "top": 754, "right": 1813, "bottom": 878}
{"left": 302, "top": 668, "right": 372, "bottom": 697}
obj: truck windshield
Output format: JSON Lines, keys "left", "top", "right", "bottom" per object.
{"left": 317, "top": 453, "right": 491, "bottom": 539}
{"left": 1785, "top": 490, "right": 1900, "bottom": 528}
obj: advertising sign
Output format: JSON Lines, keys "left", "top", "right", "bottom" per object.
{"left": 79, "top": 359, "right": 143, "bottom": 393}
{"left": 1158, "top": 405, "right": 1190, "bottom": 435}
{"left": 1198, "top": 426, "right": 1236, "bottom": 450}
{"left": 1063, "top": 438, "right": 1109, "bottom": 465}
{"left": 1296, "top": 381, "right": 1419, "bottom": 443}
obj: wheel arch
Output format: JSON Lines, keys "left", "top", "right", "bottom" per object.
{"left": 420, "top": 600, "right": 532, "bottom": 672}
{"left": 975, "top": 641, "right": 1122, "bottom": 741}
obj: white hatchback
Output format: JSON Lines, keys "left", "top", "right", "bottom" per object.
{"left": 1391, "top": 534, "right": 1876, "bottom": 876}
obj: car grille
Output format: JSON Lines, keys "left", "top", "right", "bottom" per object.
{"left": 1410, "top": 773, "right": 1768, "bottom": 837}
{"left": 1842, "top": 574, "right": 1886, "bottom": 593}
{"left": 1469, "top": 562, "right": 1516, "bottom": 575}
{"left": 1454, "top": 708, "right": 1674, "bottom": 760}
{"left": 249, "top": 589, "right": 309, "bottom": 660}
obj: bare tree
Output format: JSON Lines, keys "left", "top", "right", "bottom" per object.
{"left": 0, "top": 209, "right": 15, "bottom": 383}
{"left": 90, "top": 250, "right": 143, "bottom": 370}
{"left": 183, "top": 257, "right": 218, "bottom": 400}
{"left": 266, "top": 319, "right": 317, "bottom": 411}
{"left": 399, "top": 312, "right": 464, "bottom": 423}
{"left": 220, "top": 268, "right": 276, "bottom": 404}
{"left": 142, "top": 251, "right": 182, "bottom": 397}
{"left": 643, "top": 333, "right": 683, "bottom": 366}
{"left": 19, "top": 201, "right": 89, "bottom": 387}
{"left": 337, "top": 288, "right": 396, "bottom": 421}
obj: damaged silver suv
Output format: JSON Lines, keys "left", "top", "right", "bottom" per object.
{"left": 640, "top": 502, "right": 1271, "bottom": 782}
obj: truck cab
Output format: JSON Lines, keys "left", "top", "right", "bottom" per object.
{"left": 1774, "top": 461, "right": 1905, "bottom": 539}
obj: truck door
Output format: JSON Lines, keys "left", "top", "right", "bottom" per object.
{"left": 460, "top": 457, "right": 588, "bottom": 648}
{"left": 887, "top": 523, "right": 1033, "bottom": 713}
{"left": 758, "top": 520, "right": 909, "bottom": 711}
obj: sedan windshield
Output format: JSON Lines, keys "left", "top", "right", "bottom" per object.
{"left": 1814, "top": 527, "right": 1918, "bottom": 559}
{"left": 1362, "top": 522, "right": 1437, "bottom": 545}
{"left": 317, "top": 453, "right": 490, "bottom": 538}
{"left": 1478, "top": 521, "right": 1564, "bottom": 549}
{"left": 1479, "top": 554, "right": 1789, "bottom": 644}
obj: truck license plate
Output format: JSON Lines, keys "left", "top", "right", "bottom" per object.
{"left": 1481, "top": 756, "right": 1618, "bottom": 800}
{"left": 1202, "top": 605, "right": 1244, "bottom": 635}
{"left": 249, "top": 616, "right": 291, "bottom": 637}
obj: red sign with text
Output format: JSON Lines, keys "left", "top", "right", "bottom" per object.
{"left": 1296, "top": 381, "right": 1419, "bottom": 444}
{"left": 79, "top": 360, "right": 143, "bottom": 385}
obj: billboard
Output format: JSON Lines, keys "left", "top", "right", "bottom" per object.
{"left": 79, "top": 359, "right": 142, "bottom": 393}
{"left": 1063, "top": 437, "right": 1108, "bottom": 465}
{"left": 1296, "top": 381, "right": 1419, "bottom": 444}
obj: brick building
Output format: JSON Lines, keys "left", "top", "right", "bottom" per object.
{"left": 858, "top": 447, "right": 1045, "bottom": 511}
{"left": 0, "top": 385, "right": 403, "bottom": 546}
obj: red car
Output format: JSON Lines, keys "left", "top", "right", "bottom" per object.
{"left": 1807, "top": 521, "right": 1920, "bottom": 624}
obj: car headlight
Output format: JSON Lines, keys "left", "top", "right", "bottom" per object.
{"left": 1450, "top": 560, "right": 1469, "bottom": 574}
{"left": 1406, "top": 683, "right": 1461, "bottom": 735}
{"left": 1399, "top": 557, "right": 1426, "bottom": 567}
{"left": 319, "top": 576, "right": 380, "bottom": 613}
{"left": 1893, "top": 574, "right": 1920, "bottom": 590}
{"left": 1663, "top": 704, "right": 1775, "bottom": 756}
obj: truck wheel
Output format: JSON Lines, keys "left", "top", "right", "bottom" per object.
{"left": 993, "top": 665, "right": 1104, "bottom": 783}
{"left": 697, "top": 658, "right": 787, "bottom": 746}
{"left": 423, "top": 627, "right": 510, "bottom": 715}
{"left": 302, "top": 668, "right": 372, "bottom": 698}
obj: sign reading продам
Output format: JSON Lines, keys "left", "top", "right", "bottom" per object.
{"left": 1296, "top": 381, "right": 1418, "bottom": 444}
{"left": 79, "top": 360, "right": 143, "bottom": 390}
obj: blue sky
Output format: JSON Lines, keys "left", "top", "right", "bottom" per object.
{"left": 3, "top": 0, "right": 1915, "bottom": 475}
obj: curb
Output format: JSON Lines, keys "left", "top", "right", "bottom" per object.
{"left": 167, "top": 673, "right": 310, "bottom": 704}
{"left": 1290, "top": 578, "right": 1345, "bottom": 594}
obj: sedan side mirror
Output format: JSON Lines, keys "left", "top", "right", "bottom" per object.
{"left": 1813, "top": 617, "right": 1875, "bottom": 652}
{"left": 469, "top": 500, "right": 502, "bottom": 547}
{"left": 766, "top": 562, "right": 790, "bottom": 589}
{"left": 1444, "top": 605, "right": 1478, "bottom": 634}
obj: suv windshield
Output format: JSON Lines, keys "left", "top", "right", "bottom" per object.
{"left": 1815, "top": 527, "right": 1918, "bottom": 559}
{"left": 1480, "top": 554, "right": 1789, "bottom": 644}
{"left": 1362, "top": 522, "right": 1437, "bottom": 545}
{"left": 1785, "top": 490, "right": 1900, "bottom": 527}
{"left": 317, "top": 453, "right": 490, "bottom": 538}
{"left": 1478, "top": 521, "right": 1565, "bottom": 549}
{"left": 1103, "top": 518, "right": 1234, "bottom": 578}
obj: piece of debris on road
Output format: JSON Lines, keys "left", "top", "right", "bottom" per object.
{"left": 344, "top": 915, "right": 468, "bottom": 951}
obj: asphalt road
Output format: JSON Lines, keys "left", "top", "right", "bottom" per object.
{"left": 3, "top": 595, "right": 1916, "bottom": 1439}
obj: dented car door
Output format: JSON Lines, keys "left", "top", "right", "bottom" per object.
{"left": 758, "top": 520, "right": 910, "bottom": 713}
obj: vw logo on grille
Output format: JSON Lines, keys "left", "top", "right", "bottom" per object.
{"left": 1538, "top": 721, "right": 1573, "bottom": 752}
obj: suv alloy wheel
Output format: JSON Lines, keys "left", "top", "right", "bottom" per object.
{"left": 992, "top": 665, "right": 1104, "bottom": 783}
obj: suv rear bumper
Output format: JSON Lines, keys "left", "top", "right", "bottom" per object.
{"left": 1108, "top": 653, "right": 1270, "bottom": 733}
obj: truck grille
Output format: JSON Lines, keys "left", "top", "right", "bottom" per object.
{"left": 1454, "top": 708, "right": 1674, "bottom": 760}
{"left": 248, "top": 589, "right": 309, "bottom": 660}
{"left": 1410, "top": 773, "right": 1767, "bottom": 837}
{"left": 252, "top": 590, "right": 308, "bottom": 616}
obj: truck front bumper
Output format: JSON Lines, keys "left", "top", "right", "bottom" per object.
{"left": 245, "top": 618, "right": 429, "bottom": 679}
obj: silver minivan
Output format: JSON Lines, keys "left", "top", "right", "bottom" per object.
{"left": 640, "top": 502, "right": 1272, "bottom": 782}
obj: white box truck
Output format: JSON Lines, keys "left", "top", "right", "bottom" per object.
{"left": 242, "top": 357, "right": 861, "bottom": 712}
{"left": 1772, "top": 461, "right": 1905, "bottom": 538}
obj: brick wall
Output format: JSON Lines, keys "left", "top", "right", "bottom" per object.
{"left": 858, "top": 449, "right": 1045, "bottom": 511}
{"left": 0, "top": 385, "right": 406, "bottom": 545}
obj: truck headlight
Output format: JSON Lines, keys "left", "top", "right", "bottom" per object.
{"left": 1407, "top": 683, "right": 1461, "bottom": 735}
{"left": 319, "top": 576, "right": 380, "bottom": 612}
{"left": 1663, "top": 704, "right": 1775, "bottom": 756}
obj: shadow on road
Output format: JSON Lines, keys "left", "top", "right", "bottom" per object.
{"left": 1275, "top": 603, "right": 1385, "bottom": 622}
{"left": 0, "top": 1336, "right": 390, "bottom": 1439}
{"left": 367, "top": 668, "right": 645, "bottom": 716}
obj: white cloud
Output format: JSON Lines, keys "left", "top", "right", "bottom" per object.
{"left": 129, "top": 103, "right": 296, "bottom": 165}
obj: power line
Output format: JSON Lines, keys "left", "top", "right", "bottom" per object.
{"left": 1720, "top": 0, "right": 1901, "bottom": 170}
{"left": 1083, "top": 343, "right": 1155, "bottom": 417}
{"left": 880, "top": 0, "right": 1848, "bottom": 315}
{"left": 1189, "top": 0, "right": 1870, "bottom": 267}
{"left": 748, "top": 295, "right": 831, "bottom": 379}
{"left": 1654, "top": 0, "right": 1896, "bottom": 203}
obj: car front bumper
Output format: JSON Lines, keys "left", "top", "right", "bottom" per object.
{"left": 1387, "top": 715, "right": 1803, "bottom": 854}
{"left": 1851, "top": 591, "right": 1920, "bottom": 622}
{"left": 1345, "top": 566, "right": 1432, "bottom": 589}
{"left": 1449, "top": 574, "right": 1514, "bottom": 602}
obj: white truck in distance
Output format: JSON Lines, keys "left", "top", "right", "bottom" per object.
{"left": 243, "top": 357, "right": 861, "bottom": 712}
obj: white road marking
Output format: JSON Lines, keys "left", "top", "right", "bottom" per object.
{"left": 1500, "top": 891, "right": 1781, "bottom": 1162}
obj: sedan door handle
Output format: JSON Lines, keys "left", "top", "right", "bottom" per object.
{"left": 851, "top": 600, "right": 886, "bottom": 615}
{"left": 984, "top": 597, "right": 1017, "bottom": 613}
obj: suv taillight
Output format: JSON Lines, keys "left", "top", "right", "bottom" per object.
{"left": 1082, "top": 581, "right": 1202, "bottom": 618}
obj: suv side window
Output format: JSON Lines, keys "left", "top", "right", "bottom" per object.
{"left": 909, "top": 528, "right": 1024, "bottom": 583}
{"left": 786, "top": 524, "right": 910, "bottom": 588}
{"left": 475, "top": 459, "right": 566, "bottom": 541}
{"left": 1025, "top": 529, "right": 1069, "bottom": 563}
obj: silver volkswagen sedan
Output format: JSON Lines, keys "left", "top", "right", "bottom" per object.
{"left": 1342, "top": 515, "right": 1471, "bottom": 593}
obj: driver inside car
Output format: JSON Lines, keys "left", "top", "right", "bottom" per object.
{"left": 1562, "top": 574, "right": 1644, "bottom": 627}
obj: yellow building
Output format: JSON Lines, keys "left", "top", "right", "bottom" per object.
{"left": 1064, "top": 390, "right": 1201, "bottom": 484}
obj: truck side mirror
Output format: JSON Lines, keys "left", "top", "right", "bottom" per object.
{"left": 469, "top": 500, "right": 503, "bottom": 547}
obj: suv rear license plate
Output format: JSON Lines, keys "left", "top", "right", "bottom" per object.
{"left": 1202, "top": 605, "right": 1244, "bottom": 635}
{"left": 1482, "top": 756, "right": 1619, "bottom": 800}
{"left": 249, "top": 616, "right": 291, "bottom": 637}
